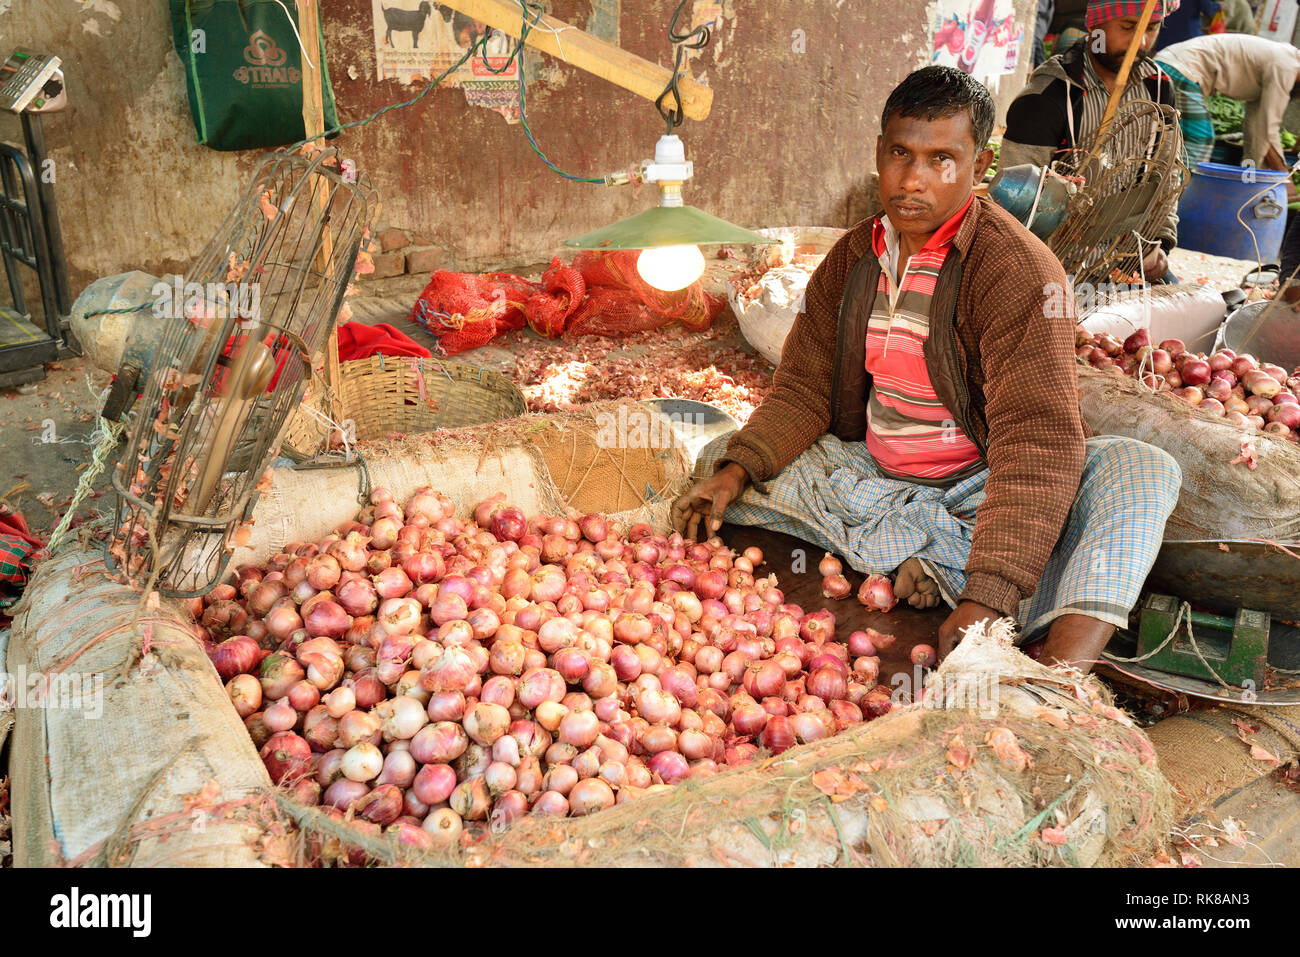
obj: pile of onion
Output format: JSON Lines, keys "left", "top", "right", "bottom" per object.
{"left": 202, "top": 487, "right": 898, "bottom": 856}
{"left": 1076, "top": 328, "right": 1300, "bottom": 443}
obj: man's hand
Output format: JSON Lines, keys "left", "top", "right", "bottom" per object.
{"left": 937, "top": 600, "right": 1000, "bottom": 660}
{"left": 1141, "top": 246, "right": 1168, "bottom": 281}
{"left": 670, "top": 463, "right": 749, "bottom": 542}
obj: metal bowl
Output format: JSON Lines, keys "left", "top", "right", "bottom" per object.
{"left": 1214, "top": 299, "right": 1300, "bottom": 370}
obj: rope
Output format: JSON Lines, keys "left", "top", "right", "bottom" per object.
{"left": 46, "top": 417, "right": 124, "bottom": 553}
{"left": 1104, "top": 600, "right": 1234, "bottom": 690}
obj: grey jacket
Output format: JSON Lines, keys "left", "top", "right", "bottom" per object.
{"left": 997, "top": 40, "right": 1180, "bottom": 252}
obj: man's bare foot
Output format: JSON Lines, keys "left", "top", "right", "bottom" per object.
{"left": 893, "top": 557, "right": 942, "bottom": 610}
{"left": 1037, "top": 614, "right": 1115, "bottom": 673}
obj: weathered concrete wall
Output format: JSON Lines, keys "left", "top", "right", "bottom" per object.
{"left": 0, "top": 0, "right": 1036, "bottom": 296}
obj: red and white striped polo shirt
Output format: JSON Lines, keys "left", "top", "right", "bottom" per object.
{"left": 865, "top": 197, "right": 984, "bottom": 485}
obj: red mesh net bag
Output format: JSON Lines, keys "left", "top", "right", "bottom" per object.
{"left": 409, "top": 271, "right": 542, "bottom": 355}
{"left": 525, "top": 258, "right": 586, "bottom": 339}
{"left": 563, "top": 251, "right": 724, "bottom": 338}
{"left": 407, "top": 254, "right": 724, "bottom": 351}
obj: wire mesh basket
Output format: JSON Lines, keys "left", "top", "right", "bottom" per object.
{"left": 107, "top": 148, "right": 379, "bottom": 596}
{"left": 1049, "top": 100, "right": 1188, "bottom": 287}
{"left": 281, "top": 354, "right": 528, "bottom": 460}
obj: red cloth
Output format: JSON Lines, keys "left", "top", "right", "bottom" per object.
{"left": 337, "top": 322, "right": 433, "bottom": 361}
{"left": 0, "top": 504, "right": 44, "bottom": 608}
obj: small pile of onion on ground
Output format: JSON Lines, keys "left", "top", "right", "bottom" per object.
{"left": 200, "top": 488, "right": 902, "bottom": 855}
{"left": 1077, "top": 328, "right": 1300, "bottom": 442}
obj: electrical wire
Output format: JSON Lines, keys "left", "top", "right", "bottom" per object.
{"left": 286, "top": 0, "right": 604, "bottom": 183}
{"left": 654, "top": 0, "right": 710, "bottom": 135}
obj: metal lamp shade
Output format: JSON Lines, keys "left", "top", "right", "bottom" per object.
{"left": 564, "top": 204, "right": 775, "bottom": 250}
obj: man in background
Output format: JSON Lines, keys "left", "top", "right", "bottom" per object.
{"left": 1035, "top": 0, "right": 1058, "bottom": 66}
{"left": 998, "top": 0, "right": 1183, "bottom": 279}
{"left": 1155, "top": 0, "right": 1222, "bottom": 49}
{"left": 1157, "top": 31, "right": 1300, "bottom": 182}
{"left": 1220, "top": 0, "right": 1257, "bottom": 33}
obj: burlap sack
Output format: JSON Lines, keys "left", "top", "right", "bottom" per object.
{"left": 1148, "top": 705, "right": 1300, "bottom": 817}
{"left": 6, "top": 550, "right": 270, "bottom": 867}
{"left": 237, "top": 401, "right": 692, "bottom": 566}
{"left": 1078, "top": 369, "right": 1300, "bottom": 541}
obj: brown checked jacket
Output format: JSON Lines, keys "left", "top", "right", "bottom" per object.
{"left": 719, "top": 196, "right": 1087, "bottom": 617}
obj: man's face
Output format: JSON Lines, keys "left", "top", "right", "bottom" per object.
{"left": 1093, "top": 16, "right": 1163, "bottom": 72}
{"left": 875, "top": 111, "right": 993, "bottom": 240}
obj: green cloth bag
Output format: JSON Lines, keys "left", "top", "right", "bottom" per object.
{"left": 170, "top": 0, "right": 341, "bottom": 151}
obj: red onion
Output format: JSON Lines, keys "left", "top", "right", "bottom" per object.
{"left": 211, "top": 635, "right": 262, "bottom": 681}
{"left": 821, "top": 574, "right": 852, "bottom": 599}
{"left": 323, "top": 779, "right": 369, "bottom": 811}
{"left": 800, "top": 609, "right": 836, "bottom": 643}
{"left": 463, "top": 702, "right": 511, "bottom": 746}
{"left": 857, "top": 574, "right": 898, "bottom": 612}
{"left": 261, "top": 731, "right": 312, "bottom": 784}
{"left": 375, "top": 749, "right": 418, "bottom": 789}
{"left": 1181, "top": 360, "right": 1211, "bottom": 386}
{"left": 490, "top": 506, "right": 527, "bottom": 543}
{"left": 286, "top": 679, "right": 320, "bottom": 712}
{"left": 426, "top": 689, "right": 466, "bottom": 722}
{"left": 410, "top": 721, "right": 468, "bottom": 766}
{"left": 226, "top": 674, "right": 262, "bottom": 718}
{"left": 790, "top": 711, "right": 831, "bottom": 744}
{"left": 348, "top": 669, "right": 386, "bottom": 709}
{"left": 694, "top": 570, "right": 727, "bottom": 600}
{"left": 451, "top": 777, "right": 492, "bottom": 821}
{"left": 807, "top": 666, "right": 848, "bottom": 701}
{"left": 422, "top": 806, "right": 464, "bottom": 846}
{"left": 743, "top": 660, "right": 786, "bottom": 699}
{"left": 336, "top": 577, "right": 378, "bottom": 617}
{"left": 373, "top": 695, "right": 429, "bottom": 741}
{"left": 259, "top": 653, "right": 306, "bottom": 700}
{"left": 371, "top": 566, "right": 413, "bottom": 600}
{"left": 909, "top": 643, "right": 938, "bottom": 667}
{"left": 847, "top": 630, "right": 878, "bottom": 658}
{"left": 303, "top": 706, "right": 338, "bottom": 751}
{"left": 759, "top": 715, "right": 796, "bottom": 754}
{"left": 576, "top": 512, "right": 609, "bottom": 543}
{"left": 1244, "top": 369, "right": 1282, "bottom": 398}
{"left": 1269, "top": 403, "right": 1300, "bottom": 429}
{"left": 647, "top": 751, "right": 690, "bottom": 785}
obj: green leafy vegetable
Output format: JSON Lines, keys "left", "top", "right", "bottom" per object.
{"left": 1209, "top": 94, "right": 1245, "bottom": 136}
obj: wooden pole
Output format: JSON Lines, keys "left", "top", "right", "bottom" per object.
{"left": 1094, "top": 0, "right": 1161, "bottom": 143}
{"left": 434, "top": 0, "right": 713, "bottom": 121}
{"left": 297, "top": 0, "right": 343, "bottom": 428}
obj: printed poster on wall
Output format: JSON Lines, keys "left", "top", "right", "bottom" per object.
{"left": 372, "top": 0, "right": 522, "bottom": 122}
{"left": 931, "top": 0, "right": 1024, "bottom": 83}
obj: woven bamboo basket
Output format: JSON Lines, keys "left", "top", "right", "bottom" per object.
{"left": 281, "top": 354, "right": 527, "bottom": 460}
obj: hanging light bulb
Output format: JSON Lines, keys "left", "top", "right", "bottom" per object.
{"left": 637, "top": 244, "right": 706, "bottom": 291}
{"left": 566, "top": 135, "right": 775, "bottom": 287}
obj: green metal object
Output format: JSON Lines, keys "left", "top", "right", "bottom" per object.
{"left": 1136, "top": 593, "right": 1270, "bottom": 689}
{"left": 564, "top": 204, "right": 775, "bottom": 250}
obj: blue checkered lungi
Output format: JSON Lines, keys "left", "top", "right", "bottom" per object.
{"left": 695, "top": 434, "right": 1181, "bottom": 639}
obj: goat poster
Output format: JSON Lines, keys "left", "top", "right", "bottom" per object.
{"left": 371, "top": 1, "right": 522, "bottom": 122}
{"left": 930, "top": 0, "right": 1024, "bottom": 85}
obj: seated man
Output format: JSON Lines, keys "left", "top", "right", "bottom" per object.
{"left": 671, "top": 66, "right": 1182, "bottom": 671}
{"left": 998, "top": 0, "right": 1183, "bottom": 280}
{"left": 1157, "top": 32, "right": 1300, "bottom": 190}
